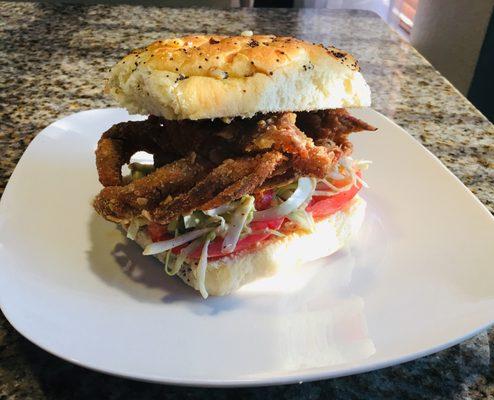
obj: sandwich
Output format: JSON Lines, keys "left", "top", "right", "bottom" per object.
{"left": 93, "top": 33, "right": 376, "bottom": 298}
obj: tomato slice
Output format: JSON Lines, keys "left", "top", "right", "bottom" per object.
{"left": 147, "top": 222, "right": 170, "bottom": 242}
{"left": 187, "top": 217, "right": 284, "bottom": 259}
{"left": 307, "top": 176, "right": 362, "bottom": 220}
{"left": 248, "top": 218, "right": 285, "bottom": 231}
{"left": 254, "top": 189, "right": 274, "bottom": 210}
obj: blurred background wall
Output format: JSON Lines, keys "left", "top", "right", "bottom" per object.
{"left": 411, "top": 0, "right": 494, "bottom": 95}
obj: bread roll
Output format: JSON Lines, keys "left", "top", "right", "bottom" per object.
{"left": 108, "top": 34, "right": 371, "bottom": 120}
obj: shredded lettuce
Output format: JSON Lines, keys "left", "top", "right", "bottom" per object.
{"left": 248, "top": 228, "right": 286, "bottom": 238}
{"left": 317, "top": 157, "right": 371, "bottom": 195}
{"left": 143, "top": 227, "right": 214, "bottom": 255}
{"left": 197, "top": 232, "right": 215, "bottom": 299}
{"left": 162, "top": 229, "right": 179, "bottom": 275}
{"left": 254, "top": 177, "right": 315, "bottom": 221}
{"left": 265, "top": 228, "right": 286, "bottom": 237}
{"left": 183, "top": 211, "right": 209, "bottom": 229}
{"left": 204, "top": 203, "right": 235, "bottom": 216}
{"left": 126, "top": 217, "right": 147, "bottom": 240}
{"left": 129, "top": 162, "right": 155, "bottom": 181}
{"left": 288, "top": 208, "right": 316, "bottom": 233}
{"left": 222, "top": 195, "right": 255, "bottom": 254}
{"left": 206, "top": 214, "right": 228, "bottom": 237}
{"left": 167, "top": 238, "right": 202, "bottom": 276}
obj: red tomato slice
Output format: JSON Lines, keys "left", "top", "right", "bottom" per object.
{"left": 147, "top": 222, "right": 170, "bottom": 242}
{"left": 307, "top": 174, "right": 362, "bottom": 220}
{"left": 187, "top": 217, "right": 284, "bottom": 259}
{"left": 254, "top": 189, "right": 274, "bottom": 210}
{"left": 248, "top": 217, "right": 284, "bottom": 231}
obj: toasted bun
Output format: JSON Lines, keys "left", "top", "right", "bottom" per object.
{"left": 108, "top": 34, "right": 371, "bottom": 120}
{"left": 133, "top": 196, "right": 366, "bottom": 296}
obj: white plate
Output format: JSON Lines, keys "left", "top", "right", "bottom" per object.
{"left": 0, "top": 108, "right": 493, "bottom": 386}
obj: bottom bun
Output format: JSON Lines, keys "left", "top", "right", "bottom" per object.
{"left": 134, "top": 195, "right": 366, "bottom": 297}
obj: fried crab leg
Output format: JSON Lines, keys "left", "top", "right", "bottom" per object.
{"left": 94, "top": 153, "right": 210, "bottom": 223}
{"left": 296, "top": 108, "right": 377, "bottom": 154}
{"left": 95, "top": 116, "right": 174, "bottom": 187}
{"left": 93, "top": 108, "right": 376, "bottom": 226}
{"left": 149, "top": 151, "right": 285, "bottom": 224}
{"left": 244, "top": 112, "right": 337, "bottom": 178}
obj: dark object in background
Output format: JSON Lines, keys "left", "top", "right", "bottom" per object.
{"left": 255, "top": 0, "right": 293, "bottom": 7}
{"left": 468, "top": 9, "right": 494, "bottom": 123}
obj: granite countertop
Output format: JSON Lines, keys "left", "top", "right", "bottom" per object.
{"left": 0, "top": 2, "right": 493, "bottom": 399}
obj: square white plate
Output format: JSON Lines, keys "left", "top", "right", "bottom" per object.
{"left": 0, "top": 108, "right": 492, "bottom": 386}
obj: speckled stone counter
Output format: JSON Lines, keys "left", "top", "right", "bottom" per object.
{"left": 0, "top": 2, "right": 493, "bottom": 399}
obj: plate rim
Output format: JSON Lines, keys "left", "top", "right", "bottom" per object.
{"left": 1, "top": 302, "right": 492, "bottom": 387}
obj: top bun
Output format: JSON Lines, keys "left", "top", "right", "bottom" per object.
{"left": 107, "top": 33, "right": 371, "bottom": 120}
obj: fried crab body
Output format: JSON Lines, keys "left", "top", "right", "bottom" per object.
{"left": 93, "top": 109, "right": 376, "bottom": 224}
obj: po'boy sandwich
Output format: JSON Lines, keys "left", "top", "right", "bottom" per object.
{"left": 93, "top": 33, "right": 376, "bottom": 298}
